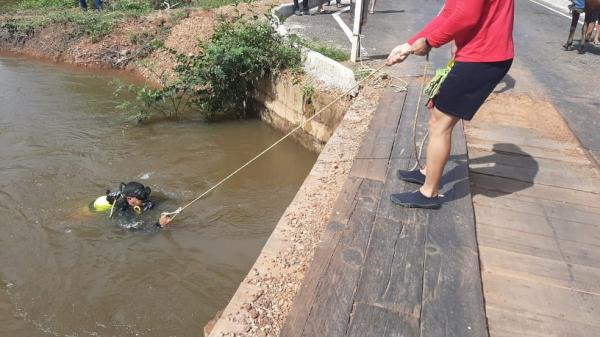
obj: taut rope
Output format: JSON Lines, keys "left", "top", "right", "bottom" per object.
{"left": 163, "top": 63, "right": 395, "bottom": 221}
{"left": 164, "top": 55, "right": 433, "bottom": 222}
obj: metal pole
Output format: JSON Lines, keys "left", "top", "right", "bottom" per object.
{"left": 350, "top": 0, "right": 364, "bottom": 63}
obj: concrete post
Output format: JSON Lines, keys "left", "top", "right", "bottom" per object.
{"left": 350, "top": 0, "right": 364, "bottom": 63}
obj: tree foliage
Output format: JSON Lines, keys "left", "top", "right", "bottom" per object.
{"left": 118, "top": 17, "right": 302, "bottom": 122}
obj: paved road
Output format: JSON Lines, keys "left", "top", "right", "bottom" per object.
{"left": 286, "top": 0, "right": 600, "bottom": 164}
{"left": 513, "top": 0, "right": 600, "bottom": 165}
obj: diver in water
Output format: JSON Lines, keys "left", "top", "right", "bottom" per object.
{"left": 91, "top": 181, "right": 173, "bottom": 228}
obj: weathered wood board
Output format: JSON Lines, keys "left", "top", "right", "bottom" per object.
{"left": 281, "top": 80, "right": 488, "bottom": 337}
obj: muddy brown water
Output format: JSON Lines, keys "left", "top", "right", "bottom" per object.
{"left": 0, "top": 55, "right": 317, "bottom": 336}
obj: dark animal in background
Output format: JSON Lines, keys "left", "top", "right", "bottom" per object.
{"left": 564, "top": 0, "right": 600, "bottom": 53}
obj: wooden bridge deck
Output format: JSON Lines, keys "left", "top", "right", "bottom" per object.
{"left": 465, "top": 85, "right": 600, "bottom": 337}
{"left": 280, "top": 78, "right": 489, "bottom": 337}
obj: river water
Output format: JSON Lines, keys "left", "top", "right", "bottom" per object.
{"left": 0, "top": 55, "right": 317, "bottom": 336}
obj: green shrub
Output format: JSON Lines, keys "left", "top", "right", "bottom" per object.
{"left": 118, "top": 17, "right": 302, "bottom": 122}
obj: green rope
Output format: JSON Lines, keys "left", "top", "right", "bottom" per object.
{"left": 423, "top": 59, "right": 454, "bottom": 99}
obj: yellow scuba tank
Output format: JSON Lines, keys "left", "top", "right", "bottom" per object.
{"left": 92, "top": 195, "right": 112, "bottom": 212}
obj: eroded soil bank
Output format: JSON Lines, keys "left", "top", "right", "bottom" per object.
{"left": 0, "top": 1, "right": 286, "bottom": 78}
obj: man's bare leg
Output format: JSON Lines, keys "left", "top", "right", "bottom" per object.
{"left": 420, "top": 107, "right": 460, "bottom": 197}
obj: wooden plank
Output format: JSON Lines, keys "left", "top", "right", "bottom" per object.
{"left": 349, "top": 158, "right": 389, "bottom": 182}
{"left": 472, "top": 191, "right": 600, "bottom": 224}
{"left": 300, "top": 180, "right": 384, "bottom": 337}
{"left": 420, "top": 124, "right": 489, "bottom": 337}
{"left": 280, "top": 179, "right": 384, "bottom": 337}
{"left": 483, "top": 273, "right": 600, "bottom": 327}
{"left": 355, "top": 88, "right": 406, "bottom": 160}
{"left": 466, "top": 139, "right": 589, "bottom": 165}
{"left": 557, "top": 239, "right": 600, "bottom": 269}
{"left": 478, "top": 225, "right": 600, "bottom": 269}
{"left": 346, "top": 303, "right": 420, "bottom": 337}
{"left": 329, "top": 176, "right": 365, "bottom": 225}
{"left": 352, "top": 216, "right": 427, "bottom": 322}
{"left": 476, "top": 204, "right": 600, "bottom": 245}
{"left": 390, "top": 79, "right": 429, "bottom": 161}
{"left": 479, "top": 246, "right": 600, "bottom": 295}
{"left": 282, "top": 177, "right": 367, "bottom": 337}
{"left": 465, "top": 124, "right": 580, "bottom": 152}
{"left": 468, "top": 149, "right": 600, "bottom": 193}
{"left": 348, "top": 79, "right": 428, "bottom": 337}
{"left": 420, "top": 245, "right": 488, "bottom": 337}
{"left": 349, "top": 83, "right": 431, "bottom": 335}
{"left": 485, "top": 305, "right": 600, "bottom": 337}
{"left": 477, "top": 224, "right": 563, "bottom": 262}
{"left": 470, "top": 173, "right": 600, "bottom": 208}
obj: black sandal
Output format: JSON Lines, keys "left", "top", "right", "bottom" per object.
{"left": 390, "top": 190, "right": 441, "bottom": 209}
{"left": 397, "top": 168, "right": 426, "bottom": 185}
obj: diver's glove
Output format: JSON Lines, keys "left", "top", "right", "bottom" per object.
{"left": 142, "top": 200, "right": 154, "bottom": 211}
{"left": 106, "top": 190, "right": 122, "bottom": 205}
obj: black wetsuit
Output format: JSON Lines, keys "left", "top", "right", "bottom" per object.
{"left": 111, "top": 198, "right": 161, "bottom": 230}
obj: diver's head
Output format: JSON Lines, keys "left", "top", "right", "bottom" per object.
{"left": 120, "top": 182, "right": 151, "bottom": 207}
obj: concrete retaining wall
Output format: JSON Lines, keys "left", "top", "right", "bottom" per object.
{"left": 253, "top": 75, "right": 349, "bottom": 152}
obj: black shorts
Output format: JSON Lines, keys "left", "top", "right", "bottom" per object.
{"left": 433, "top": 59, "right": 513, "bottom": 120}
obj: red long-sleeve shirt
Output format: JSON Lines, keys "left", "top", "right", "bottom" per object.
{"left": 408, "top": 0, "right": 515, "bottom": 62}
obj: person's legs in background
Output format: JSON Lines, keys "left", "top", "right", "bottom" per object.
{"left": 302, "top": 0, "right": 309, "bottom": 15}
{"left": 94, "top": 0, "right": 103, "bottom": 10}
{"left": 369, "top": 0, "right": 377, "bottom": 14}
{"left": 570, "top": 0, "right": 585, "bottom": 13}
{"left": 79, "top": 0, "right": 88, "bottom": 11}
{"left": 293, "top": 0, "right": 302, "bottom": 15}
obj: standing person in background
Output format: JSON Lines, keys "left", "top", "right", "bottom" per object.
{"left": 317, "top": 0, "right": 343, "bottom": 13}
{"left": 79, "top": 0, "right": 103, "bottom": 11}
{"left": 386, "top": 0, "right": 515, "bottom": 209}
{"left": 293, "top": 0, "right": 309, "bottom": 16}
{"left": 595, "top": 18, "right": 600, "bottom": 44}
{"left": 570, "top": 0, "right": 585, "bottom": 13}
{"left": 369, "top": 0, "right": 377, "bottom": 14}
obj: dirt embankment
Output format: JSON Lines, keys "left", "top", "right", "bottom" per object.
{"left": 0, "top": 0, "right": 287, "bottom": 81}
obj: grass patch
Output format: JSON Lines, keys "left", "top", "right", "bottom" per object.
{"left": 15, "top": 0, "right": 154, "bottom": 10}
{"left": 1, "top": 3, "right": 153, "bottom": 42}
{"left": 190, "top": 0, "right": 253, "bottom": 9}
{"left": 17, "top": 0, "right": 74, "bottom": 10}
{"left": 290, "top": 35, "right": 350, "bottom": 62}
{"left": 290, "top": 35, "right": 349, "bottom": 62}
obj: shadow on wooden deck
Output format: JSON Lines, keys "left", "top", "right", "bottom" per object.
{"left": 280, "top": 78, "right": 490, "bottom": 337}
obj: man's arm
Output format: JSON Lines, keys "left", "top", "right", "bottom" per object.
{"left": 407, "top": 6, "right": 451, "bottom": 45}
{"left": 424, "top": 0, "right": 486, "bottom": 47}
{"left": 408, "top": 0, "right": 485, "bottom": 48}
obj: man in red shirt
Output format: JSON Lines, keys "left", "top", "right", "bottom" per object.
{"left": 386, "top": 0, "right": 514, "bottom": 209}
